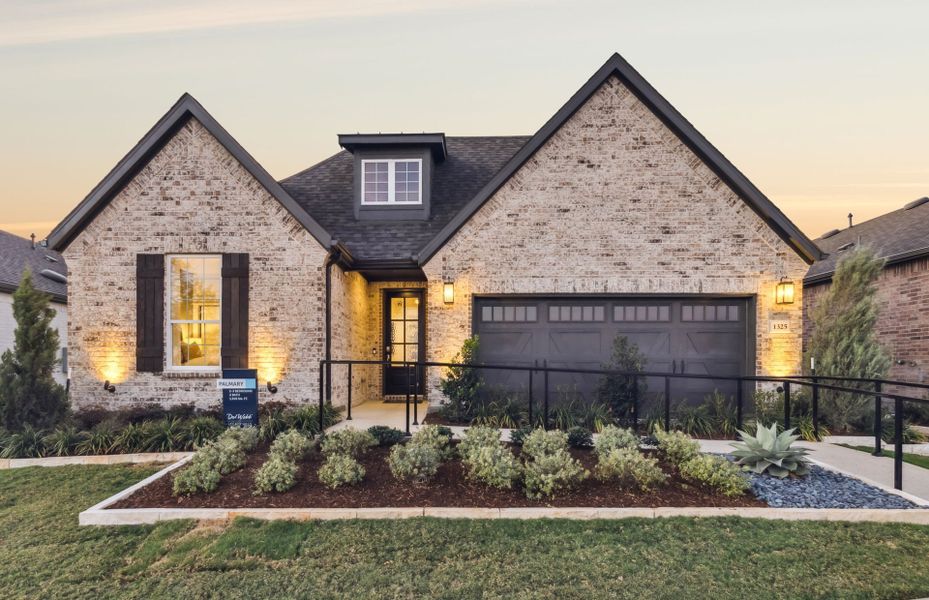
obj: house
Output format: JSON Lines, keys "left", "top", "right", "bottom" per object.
{"left": 804, "top": 197, "right": 929, "bottom": 385}
{"left": 48, "top": 53, "right": 820, "bottom": 411}
{"left": 0, "top": 230, "right": 69, "bottom": 385}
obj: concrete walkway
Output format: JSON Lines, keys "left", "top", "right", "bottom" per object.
{"left": 327, "top": 400, "right": 426, "bottom": 434}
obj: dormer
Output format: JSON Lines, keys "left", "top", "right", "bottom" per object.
{"left": 338, "top": 133, "right": 446, "bottom": 221}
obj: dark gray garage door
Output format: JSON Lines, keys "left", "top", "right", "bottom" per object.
{"left": 473, "top": 297, "right": 750, "bottom": 404}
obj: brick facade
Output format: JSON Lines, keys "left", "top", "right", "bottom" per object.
{"left": 422, "top": 76, "right": 809, "bottom": 397}
{"left": 64, "top": 118, "right": 328, "bottom": 410}
{"left": 804, "top": 256, "right": 929, "bottom": 386}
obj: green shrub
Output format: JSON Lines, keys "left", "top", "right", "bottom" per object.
{"left": 731, "top": 422, "right": 810, "bottom": 478}
{"left": 77, "top": 421, "right": 119, "bottom": 455}
{"left": 521, "top": 428, "right": 568, "bottom": 460}
{"left": 439, "top": 335, "right": 483, "bottom": 422}
{"left": 566, "top": 426, "right": 593, "bottom": 449}
{"left": 111, "top": 422, "right": 146, "bottom": 454}
{"left": 522, "top": 449, "right": 588, "bottom": 499}
{"left": 172, "top": 460, "right": 221, "bottom": 496}
{"left": 367, "top": 425, "right": 405, "bottom": 447}
{"left": 409, "top": 424, "right": 454, "bottom": 459}
{"left": 678, "top": 454, "right": 748, "bottom": 497}
{"left": 0, "top": 425, "right": 47, "bottom": 458}
{"left": 593, "top": 425, "right": 638, "bottom": 455}
{"left": 321, "top": 428, "right": 377, "bottom": 458}
{"left": 195, "top": 437, "right": 247, "bottom": 475}
{"left": 141, "top": 417, "right": 184, "bottom": 452}
{"left": 219, "top": 426, "right": 258, "bottom": 452}
{"left": 458, "top": 425, "right": 501, "bottom": 460}
{"left": 596, "top": 334, "right": 647, "bottom": 418}
{"left": 509, "top": 426, "right": 532, "bottom": 446}
{"left": 180, "top": 416, "right": 223, "bottom": 448}
{"left": 318, "top": 453, "right": 365, "bottom": 489}
{"left": 595, "top": 448, "right": 666, "bottom": 491}
{"left": 654, "top": 427, "right": 700, "bottom": 465}
{"left": 388, "top": 443, "right": 441, "bottom": 483}
{"left": 462, "top": 443, "right": 521, "bottom": 489}
{"left": 42, "top": 425, "right": 86, "bottom": 456}
{"left": 253, "top": 455, "right": 299, "bottom": 494}
{"left": 269, "top": 430, "right": 312, "bottom": 462}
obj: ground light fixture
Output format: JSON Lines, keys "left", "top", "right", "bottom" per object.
{"left": 266, "top": 381, "right": 278, "bottom": 394}
{"left": 443, "top": 281, "right": 455, "bottom": 304}
{"left": 102, "top": 380, "right": 116, "bottom": 393}
{"left": 775, "top": 279, "right": 795, "bottom": 305}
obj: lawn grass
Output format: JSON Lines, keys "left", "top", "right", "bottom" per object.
{"left": 839, "top": 444, "right": 929, "bottom": 470}
{"left": 3, "top": 465, "right": 929, "bottom": 598}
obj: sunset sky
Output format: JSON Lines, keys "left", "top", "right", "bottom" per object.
{"left": 1, "top": 0, "right": 926, "bottom": 241}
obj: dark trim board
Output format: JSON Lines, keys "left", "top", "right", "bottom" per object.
{"left": 416, "top": 53, "right": 822, "bottom": 266}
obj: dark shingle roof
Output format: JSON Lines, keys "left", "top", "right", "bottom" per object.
{"left": 805, "top": 197, "right": 929, "bottom": 283}
{"left": 280, "top": 136, "right": 531, "bottom": 261}
{"left": 0, "top": 230, "right": 67, "bottom": 302}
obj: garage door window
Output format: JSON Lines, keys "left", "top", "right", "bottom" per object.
{"left": 613, "top": 305, "right": 670, "bottom": 322}
{"left": 481, "top": 305, "right": 538, "bottom": 322}
{"left": 548, "top": 305, "right": 605, "bottom": 322}
{"left": 682, "top": 304, "right": 740, "bottom": 322}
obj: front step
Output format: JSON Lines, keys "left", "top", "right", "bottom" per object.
{"left": 382, "top": 395, "right": 425, "bottom": 404}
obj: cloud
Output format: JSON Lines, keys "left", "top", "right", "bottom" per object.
{"left": 0, "top": 0, "right": 507, "bottom": 47}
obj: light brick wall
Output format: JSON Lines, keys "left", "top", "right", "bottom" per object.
{"left": 804, "top": 256, "right": 929, "bottom": 387}
{"left": 423, "top": 76, "right": 809, "bottom": 399}
{"left": 0, "top": 294, "right": 68, "bottom": 385}
{"left": 63, "top": 118, "right": 328, "bottom": 410}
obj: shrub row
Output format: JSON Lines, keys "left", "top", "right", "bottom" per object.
{"left": 653, "top": 427, "right": 748, "bottom": 496}
{"left": 388, "top": 425, "right": 454, "bottom": 483}
{"left": 253, "top": 430, "right": 314, "bottom": 494}
{"left": 173, "top": 427, "right": 258, "bottom": 496}
{"left": 317, "top": 427, "right": 377, "bottom": 489}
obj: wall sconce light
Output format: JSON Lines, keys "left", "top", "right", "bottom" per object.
{"left": 266, "top": 381, "right": 278, "bottom": 394}
{"left": 443, "top": 281, "right": 455, "bottom": 304}
{"left": 775, "top": 279, "right": 795, "bottom": 305}
{"left": 103, "top": 380, "right": 116, "bottom": 393}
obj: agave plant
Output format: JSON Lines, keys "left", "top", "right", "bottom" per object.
{"left": 730, "top": 422, "right": 810, "bottom": 478}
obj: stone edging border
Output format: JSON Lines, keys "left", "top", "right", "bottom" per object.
{"left": 0, "top": 452, "right": 194, "bottom": 470}
{"left": 78, "top": 455, "right": 929, "bottom": 526}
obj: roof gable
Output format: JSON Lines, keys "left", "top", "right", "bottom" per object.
{"left": 417, "top": 53, "right": 822, "bottom": 265}
{"left": 48, "top": 94, "right": 332, "bottom": 252}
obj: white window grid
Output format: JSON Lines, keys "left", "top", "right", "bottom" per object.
{"left": 361, "top": 159, "right": 423, "bottom": 205}
{"left": 166, "top": 254, "right": 222, "bottom": 371}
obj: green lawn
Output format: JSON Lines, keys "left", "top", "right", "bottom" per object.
{"left": 839, "top": 444, "right": 929, "bottom": 470}
{"left": 3, "top": 466, "right": 929, "bottom": 599}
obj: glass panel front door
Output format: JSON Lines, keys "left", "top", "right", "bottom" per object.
{"left": 384, "top": 291, "right": 424, "bottom": 395}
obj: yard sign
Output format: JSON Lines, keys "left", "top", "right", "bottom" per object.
{"left": 218, "top": 368, "right": 258, "bottom": 427}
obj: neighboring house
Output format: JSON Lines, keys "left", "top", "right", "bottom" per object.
{"left": 0, "top": 230, "right": 69, "bottom": 385}
{"left": 48, "top": 53, "right": 820, "bottom": 411}
{"left": 804, "top": 197, "right": 929, "bottom": 385}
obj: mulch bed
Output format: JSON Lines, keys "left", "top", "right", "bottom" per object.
{"left": 110, "top": 443, "right": 764, "bottom": 509}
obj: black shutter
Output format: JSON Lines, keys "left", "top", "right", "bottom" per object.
{"left": 221, "top": 253, "right": 249, "bottom": 369}
{"left": 136, "top": 254, "right": 164, "bottom": 372}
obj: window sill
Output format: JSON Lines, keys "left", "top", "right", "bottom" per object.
{"left": 162, "top": 371, "right": 222, "bottom": 379}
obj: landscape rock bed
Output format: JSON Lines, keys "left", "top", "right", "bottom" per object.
{"left": 746, "top": 464, "right": 917, "bottom": 509}
{"left": 110, "top": 444, "right": 764, "bottom": 510}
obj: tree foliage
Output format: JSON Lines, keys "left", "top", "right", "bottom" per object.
{"left": 806, "top": 247, "right": 890, "bottom": 431}
{"left": 597, "top": 335, "right": 647, "bottom": 420}
{"left": 0, "top": 270, "right": 69, "bottom": 430}
{"left": 439, "top": 335, "right": 483, "bottom": 421}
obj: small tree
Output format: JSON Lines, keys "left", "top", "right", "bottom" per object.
{"left": 806, "top": 247, "right": 890, "bottom": 431}
{"left": 439, "top": 335, "right": 483, "bottom": 422}
{"left": 597, "top": 335, "right": 647, "bottom": 420}
{"left": 0, "top": 270, "right": 69, "bottom": 430}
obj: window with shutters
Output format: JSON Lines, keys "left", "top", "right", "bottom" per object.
{"left": 167, "top": 255, "right": 221, "bottom": 369}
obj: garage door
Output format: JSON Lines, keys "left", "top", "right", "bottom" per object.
{"left": 473, "top": 297, "right": 750, "bottom": 404}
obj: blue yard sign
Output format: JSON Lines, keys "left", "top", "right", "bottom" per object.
{"left": 218, "top": 368, "right": 258, "bottom": 427}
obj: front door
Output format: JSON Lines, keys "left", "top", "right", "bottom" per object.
{"left": 384, "top": 290, "right": 425, "bottom": 395}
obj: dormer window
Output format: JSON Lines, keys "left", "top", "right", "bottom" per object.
{"left": 362, "top": 159, "right": 422, "bottom": 205}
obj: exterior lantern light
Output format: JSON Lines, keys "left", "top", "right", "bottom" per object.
{"left": 443, "top": 281, "right": 455, "bottom": 304}
{"left": 775, "top": 279, "right": 795, "bottom": 305}
{"left": 103, "top": 380, "right": 116, "bottom": 393}
{"left": 266, "top": 381, "right": 278, "bottom": 394}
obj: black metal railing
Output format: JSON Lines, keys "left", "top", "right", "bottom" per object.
{"left": 318, "top": 358, "right": 929, "bottom": 491}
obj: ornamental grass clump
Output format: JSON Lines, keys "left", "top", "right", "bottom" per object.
{"left": 678, "top": 454, "right": 748, "bottom": 497}
{"left": 653, "top": 427, "right": 700, "bottom": 465}
{"left": 253, "top": 455, "right": 299, "bottom": 494}
{"left": 318, "top": 453, "right": 366, "bottom": 489}
{"left": 730, "top": 422, "right": 811, "bottom": 478}
{"left": 321, "top": 428, "right": 378, "bottom": 458}
{"left": 595, "top": 448, "right": 667, "bottom": 491}
{"left": 593, "top": 425, "right": 639, "bottom": 456}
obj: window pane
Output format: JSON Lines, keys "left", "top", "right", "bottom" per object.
{"left": 560, "top": 306, "right": 570, "bottom": 321}
{"left": 659, "top": 306, "right": 669, "bottom": 321}
{"left": 647, "top": 306, "right": 658, "bottom": 321}
{"left": 493, "top": 306, "right": 503, "bottom": 321}
{"left": 482, "top": 306, "right": 492, "bottom": 322}
{"left": 504, "top": 306, "right": 515, "bottom": 321}
{"left": 682, "top": 305, "right": 693, "bottom": 321}
{"left": 729, "top": 305, "right": 739, "bottom": 321}
{"left": 203, "top": 323, "right": 220, "bottom": 346}
{"left": 404, "top": 297, "right": 419, "bottom": 320}
{"left": 391, "top": 322, "right": 404, "bottom": 344}
{"left": 405, "top": 321, "right": 419, "bottom": 344}
{"left": 515, "top": 306, "right": 526, "bottom": 321}
{"left": 549, "top": 306, "right": 558, "bottom": 321}
{"left": 635, "top": 306, "right": 646, "bottom": 321}
{"left": 406, "top": 344, "right": 419, "bottom": 363}
{"left": 594, "top": 306, "right": 604, "bottom": 321}
{"left": 390, "top": 298, "right": 404, "bottom": 320}
{"left": 526, "top": 306, "right": 537, "bottom": 321}
{"left": 203, "top": 257, "right": 221, "bottom": 279}
{"left": 693, "top": 306, "right": 704, "bottom": 321}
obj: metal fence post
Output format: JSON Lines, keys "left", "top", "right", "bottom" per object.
{"left": 405, "top": 363, "right": 412, "bottom": 436}
{"left": 346, "top": 363, "right": 352, "bottom": 421}
{"left": 543, "top": 360, "right": 549, "bottom": 431}
{"left": 783, "top": 381, "right": 791, "bottom": 431}
{"left": 873, "top": 381, "right": 883, "bottom": 456}
{"left": 318, "top": 361, "right": 325, "bottom": 433}
{"left": 631, "top": 375, "right": 639, "bottom": 433}
{"left": 413, "top": 361, "right": 420, "bottom": 426}
{"left": 664, "top": 376, "right": 671, "bottom": 432}
{"left": 528, "top": 368, "right": 534, "bottom": 427}
{"left": 810, "top": 376, "right": 820, "bottom": 441}
{"left": 736, "top": 380, "right": 744, "bottom": 431}
{"left": 894, "top": 397, "right": 903, "bottom": 490}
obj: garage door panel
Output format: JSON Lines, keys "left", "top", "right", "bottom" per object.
{"left": 615, "top": 330, "right": 671, "bottom": 358}
{"left": 681, "top": 331, "right": 743, "bottom": 357}
{"left": 478, "top": 331, "right": 533, "bottom": 358}
{"left": 548, "top": 331, "right": 604, "bottom": 358}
